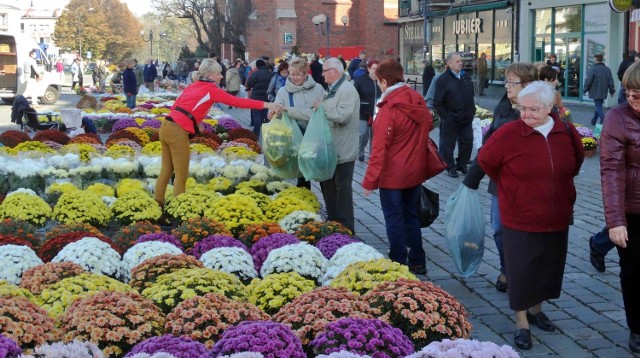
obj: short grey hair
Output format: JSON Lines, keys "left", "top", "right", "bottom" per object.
{"left": 517, "top": 81, "right": 556, "bottom": 107}
{"left": 445, "top": 52, "right": 460, "bottom": 64}
{"left": 324, "top": 57, "right": 343, "bottom": 71}
{"left": 198, "top": 58, "right": 222, "bottom": 78}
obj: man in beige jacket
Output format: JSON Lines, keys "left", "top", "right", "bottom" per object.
{"left": 315, "top": 57, "right": 360, "bottom": 233}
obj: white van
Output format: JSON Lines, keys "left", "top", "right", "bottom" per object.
{"left": 0, "top": 32, "right": 62, "bottom": 105}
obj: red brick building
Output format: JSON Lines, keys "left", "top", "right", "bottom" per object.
{"left": 245, "top": 0, "right": 399, "bottom": 61}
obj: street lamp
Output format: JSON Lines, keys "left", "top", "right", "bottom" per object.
{"left": 71, "top": 7, "right": 94, "bottom": 58}
{"left": 140, "top": 29, "right": 165, "bottom": 58}
{"left": 312, "top": 14, "right": 349, "bottom": 58}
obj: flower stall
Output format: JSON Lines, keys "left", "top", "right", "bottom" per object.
{"left": 0, "top": 99, "right": 519, "bottom": 357}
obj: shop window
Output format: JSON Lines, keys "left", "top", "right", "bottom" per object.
{"left": 432, "top": 45, "right": 444, "bottom": 72}
{"left": 494, "top": 43, "right": 512, "bottom": 82}
{"left": 478, "top": 43, "right": 493, "bottom": 80}
{"left": 535, "top": 9, "right": 552, "bottom": 35}
{"left": 555, "top": 6, "right": 581, "bottom": 34}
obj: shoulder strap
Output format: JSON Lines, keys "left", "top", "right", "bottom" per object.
{"left": 288, "top": 92, "right": 294, "bottom": 107}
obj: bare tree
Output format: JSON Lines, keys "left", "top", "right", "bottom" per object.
{"left": 151, "top": 0, "right": 250, "bottom": 58}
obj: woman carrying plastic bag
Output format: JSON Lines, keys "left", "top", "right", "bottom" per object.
{"left": 262, "top": 111, "right": 303, "bottom": 179}
{"left": 444, "top": 184, "right": 486, "bottom": 277}
{"left": 298, "top": 107, "right": 337, "bottom": 181}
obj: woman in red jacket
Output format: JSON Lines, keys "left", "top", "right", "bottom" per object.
{"left": 600, "top": 60, "right": 640, "bottom": 353}
{"left": 478, "top": 81, "right": 584, "bottom": 350}
{"left": 362, "top": 59, "right": 433, "bottom": 275}
{"left": 154, "top": 59, "right": 283, "bottom": 208}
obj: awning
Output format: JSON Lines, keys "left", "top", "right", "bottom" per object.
{"left": 429, "top": 0, "right": 509, "bottom": 17}
{"left": 318, "top": 46, "right": 365, "bottom": 60}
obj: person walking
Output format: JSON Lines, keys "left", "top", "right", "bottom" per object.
{"left": 91, "top": 60, "right": 105, "bottom": 91}
{"left": 225, "top": 60, "right": 242, "bottom": 100}
{"left": 23, "top": 50, "right": 41, "bottom": 107}
{"left": 55, "top": 59, "right": 64, "bottom": 84}
{"left": 143, "top": 59, "right": 157, "bottom": 92}
{"left": 362, "top": 59, "right": 432, "bottom": 275}
{"left": 434, "top": 52, "right": 475, "bottom": 178}
{"left": 354, "top": 59, "right": 380, "bottom": 162}
{"left": 347, "top": 50, "right": 366, "bottom": 79}
{"left": 245, "top": 59, "right": 274, "bottom": 137}
{"left": 584, "top": 53, "right": 615, "bottom": 126}
{"left": 269, "top": 57, "right": 325, "bottom": 189}
{"left": 154, "top": 59, "right": 283, "bottom": 207}
{"left": 70, "top": 58, "right": 80, "bottom": 90}
{"left": 463, "top": 62, "right": 539, "bottom": 293}
{"left": 477, "top": 52, "right": 488, "bottom": 96}
{"left": 267, "top": 62, "right": 289, "bottom": 102}
{"left": 617, "top": 51, "right": 637, "bottom": 104}
{"left": 123, "top": 59, "right": 138, "bottom": 109}
{"left": 479, "top": 81, "right": 584, "bottom": 351}
{"left": 600, "top": 60, "right": 640, "bottom": 353}
{"left": 133, "top": 59, "right": 144, "bottom": 88}
{"left": 421, "top": 59, "right": 435, "bottom": 96}
{"left": 315, "top": 57, "right": 360, "bottom": 233}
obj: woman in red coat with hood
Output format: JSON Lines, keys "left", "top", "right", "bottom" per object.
{"left": 362, "top": 59, "right": 433, "bottom": 275}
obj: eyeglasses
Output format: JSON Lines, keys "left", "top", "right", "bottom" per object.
{"left": 625, "top": 92, "right": 640, "bottom": 100}
{"left": 290, "top": 73, "right": 305, "bottom": 78}
{"left": 515, "top": 105, "right": 546, "bottom": 113}
{"left": 322, "top": 68, "right": 336, "bottom": 73}
{"left": 505, "top": 81, "right": 522, "bottom": 87}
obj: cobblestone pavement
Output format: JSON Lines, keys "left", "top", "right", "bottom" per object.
{"left": 0, "top": 85, "right": 636, "bottom": 357}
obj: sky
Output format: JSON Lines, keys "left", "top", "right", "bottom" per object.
{"left": 31, "top": 0, "right": 153, "bottom": 17}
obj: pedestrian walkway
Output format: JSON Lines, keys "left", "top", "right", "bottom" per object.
{"left": 226, "top": 89, "right": 635, "bottom": 357}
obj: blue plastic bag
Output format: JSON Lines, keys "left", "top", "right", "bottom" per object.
{"left": 298, "top": 107, "right": 337, "bottom": 181}
{"left": 444, "top": 184, "right": 486, "bottom": 277}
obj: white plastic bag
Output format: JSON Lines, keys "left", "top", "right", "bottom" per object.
{"left": 138, "top": 84, "right": 150, "bottom": 95}
{"left": 444, "top": 184, "right": 486, "bottom": 277}
{"left": 238, "top": 85, "right": 248, "bottom": 98}
{"left": 472, "top": 117, "right": 482, "bottom": 151}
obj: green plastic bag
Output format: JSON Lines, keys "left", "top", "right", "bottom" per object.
{"left": 593, "top": 123, "right": 603, "bottom": 140}
{"left": 298, "top": 107, "right": 337, "bottom": 181}
{"left": 262, "top": 112, "right": 303, "bottom": 179}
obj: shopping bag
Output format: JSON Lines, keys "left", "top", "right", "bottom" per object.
{"left": 262, "top": 112, "right": 302, "bottom": 179}
{"left": 472, "top": 117, "right": 482, "bottom": 151}
{"left": 593, "top": 123, "right": 603, "bottom": 140}
{"left": 444, "top": 184, "right": 486, "bottom": 277}
{"left": 419, "top": 185, "right": 439, "bottom": 228}
{"left": 298, "top": 107, "right": 337, "bottom": 181}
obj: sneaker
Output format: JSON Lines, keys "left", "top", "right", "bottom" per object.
{"left": 589, "top": 236, "right": 606, "bottom": 273}
{"left": 446, "top": 168, "right": 459, "bottom": 178}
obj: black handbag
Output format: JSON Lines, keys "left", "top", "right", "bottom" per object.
{"left": 419, "top": 185, "right": 440, "bottom": 228}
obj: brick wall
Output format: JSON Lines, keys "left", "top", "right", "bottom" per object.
{"left": 246, "top": 0, "right": 398, "bottom": 62}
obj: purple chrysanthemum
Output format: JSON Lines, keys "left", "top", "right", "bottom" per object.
{"left": 217, "top": 118, "right": 242, "bottom": 131}
{"left": 576, "top": 126, "right": 594, "bottom": 138}
{"left": 138, "top": 102, "right": 156, "bottom": 110}
{"left": 141, "top": 119, "right": 162, "bottom": 129}
{"left": 310, "top": 318, "right": 415, "bottom": 357}
{"left": 211, "top": 320, "right": 305, "bottom": 358}
{"left": 249, "top": 233, "right": 300, "bottom": 272}
{"left": 126, "top": 334, "right": 210, "bottom": 358}
{"left": 112, "top": 118, "right": 141, "bottom": 132}
{"left": 112, "top": 140, "right": 142, "bottom": 150}
{"left": 136, "top": 233, "right": 184, "bottom": 251}
{"left": 316, "top": 234, "right": 359, "bottom": 259}
{"left": 200, "top": 121, "right": 215, "bottom": 133}
{"left": 0, "top": 334, "right": 22, "bottom": 358}
{"left": 191, "top": 235, "right": 247, "bottom": 259}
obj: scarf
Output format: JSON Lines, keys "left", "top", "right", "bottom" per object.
{"left": 325, "top": 75, "right": 347, "bottom": 99}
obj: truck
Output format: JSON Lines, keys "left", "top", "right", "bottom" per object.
{"left": 0, "top": 32, "right": 62, "bottom": 105}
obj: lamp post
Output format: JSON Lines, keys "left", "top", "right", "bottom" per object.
{"left": 140, "top": 29, "right": 164, "bottom": 58}
{"left": 157, "top": 33, "right": 167, "bottom": 61}
{"left": 312, "top": 14, "right": 349, "bottom": 58}
{"left": 71, "top": 7, "right": 94, "bottom": 58}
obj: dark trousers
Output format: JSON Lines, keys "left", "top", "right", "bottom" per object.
{"left": 250, "top": 108, "right": 268, "bottom": 137}
{"left": 618, "top": 214, "right": 640, "bottom": 333}
{"left": 592, "top": 226, "right": 615, "bottom": 256}
{"left": 439, "top": 118, "right": 473, "bottom": 170}
{"left": 380, "top": 185, "right": 425, "bottom": 267}
{"left": 320, "top": 161, "right": 355, "bottom": 233}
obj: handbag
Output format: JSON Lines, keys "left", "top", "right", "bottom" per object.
{"left": 425, "top": 138, "right": 448, "bottom": 179}
{"left": 419, "top": 185, "right": 439, "bottom": 228}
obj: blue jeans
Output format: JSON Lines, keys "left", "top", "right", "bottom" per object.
{"left": 591, "top": 226, "right": 615, "bottom": 256}
{"left": 491, "top": 195, "right": 506, "bottom": 275}
{"left": 380, "top": 185, "right": 425, "bottom": 267}
{"left": 592, "top": 99, "right": 605, "bottom": 124}
{"left": 126, "top": 93, "right": 136, "bottom": 109}
{"left": 250, "top": 108, "right": 268, "bottom": 137}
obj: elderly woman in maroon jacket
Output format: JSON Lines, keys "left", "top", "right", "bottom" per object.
{"left": 362, "top": 59, "right": 432, "bottom": 275}
{"left": 478, "top": 81, "right": 584, "bottom": 351}
{"left": 601, "top": 60, "right": 640, "bottom": 354}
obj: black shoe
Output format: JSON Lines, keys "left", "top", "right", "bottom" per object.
{"left": 446, "top": 168, "right": 459, "bottom": 178}
{"left": 589, "top": 236, "right": 606, "bottom": 273}
{"left": 457, "top": 166, "right": 468, "bottom": 174}
{"left": 630, "top": 332, "right": 640, "bottom": 353}
{"left": 495, "top": 275, "right": 508, "bottom": 292}
{"left": 526, "top": 311, "right": 556, "bottom": 332}
{"left": 514, "top": 328, "right": 532, "bottom": 350}
{"left": 408, "top": 264, "right": 427, "bottom": 275}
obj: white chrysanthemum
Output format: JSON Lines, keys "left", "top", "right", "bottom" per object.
{"left": 126, "top": 353, "right": 177, "bottom": 358}
{"left": 6, "top": 188, "right": 38, "bottom": 197}
{"left": 200, "top": 247, "right": 258, "bottom": 282}
{"left": 317, "top": 352, "right": 372, "bottom": 358}
{"left": 405, "top": 338, "right": 519, "bottom": 358}
{"left": 122, "top": 241, "right": 182, "bottom": 282}
{"left": 278, "top": 210, "right": 323, "bottom": 233}
{"left": 26, "top": 340, "right": 105, "bottom": 358}
{"left": 0, "top": 245, "right": 43, "bottom": 285}
{"left": 219, "top": 352, "right": 265, "bottom": 358}
{"left": 260, "top": 242, "right": 327, "bottom": 280}
{"left": 52, "top": 237, "right": 123, "bottom": 280}
{"left": 320, "top": 243, "right": 384, "bottom": 286}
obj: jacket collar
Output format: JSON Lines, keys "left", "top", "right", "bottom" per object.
{"left": 378, "top": 85, "right": 410, "bottom": 106}
{"left": 518, "top": 112, "right": 564, "bottom": 137}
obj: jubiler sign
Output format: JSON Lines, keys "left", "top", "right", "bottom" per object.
{"left": 452, "top": 18, "right": 483, "bottom": 35}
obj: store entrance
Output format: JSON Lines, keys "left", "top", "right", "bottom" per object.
{"left": 555, "top": 35, "right": 582, "bottom": 99}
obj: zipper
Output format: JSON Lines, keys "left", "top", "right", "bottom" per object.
{"left": 544, "top": 135, "right": 555, "bottom": 228}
